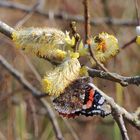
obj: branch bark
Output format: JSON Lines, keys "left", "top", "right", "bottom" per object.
{"left": 83, "top": 0, "right": 90, "bottom": 42}
{"left": 87, "top": 67, "right": 140, "bottom": 86}
{"left": 0, "top": 21, "right": 14, "bottom": 39}
{"left": 114, "top": 114, "right": 130, "bottom": 140}
{"left": 90, "top": 84, "right": 140, "bottom": 130}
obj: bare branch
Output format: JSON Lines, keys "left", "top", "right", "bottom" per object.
{"left": 114, "top": 114, "right": 130, "bottom": 140}
{"left": 0, "top": 1, "right": 138, "bottom": 27}
{"left": 83, "top": 0, "right": 90, "bottom": 42}
{"left": 121, "top": 37, "right": 136, "bottom": 49}
{"left": 0, "top": 55, "right": 64, "bottom": 140}
{"left": 0, "top": 21, "right": 14, "bottom": 39}
{"left": 87, "top": 67, "right": 140, "bottom": 86}
{"left": 90, "top": 84, "right": 140, "bottom": 130}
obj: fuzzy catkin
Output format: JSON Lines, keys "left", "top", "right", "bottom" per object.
{"left": 90, "top": 32, "right": 119, "bottom": 66}
{"left": 12, "top": 27, "right": 70, "bottom": 64}
{"left": 42, "top": 58, "right": 81, "bottom": 97}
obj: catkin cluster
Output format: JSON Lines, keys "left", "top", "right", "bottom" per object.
{"left": 12, "top": 28, "right": 119, "bottom": 97}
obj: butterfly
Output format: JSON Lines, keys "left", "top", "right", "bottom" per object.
{"left": 53, "top": 77, "right": 111, "bottom": 118}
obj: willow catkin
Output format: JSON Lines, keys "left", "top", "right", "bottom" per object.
{"left": 89, "top": 32, "right": 119, "bottom": 66}
{"left": 42, "top": 58, "right": 81, "bottom": 97}
{"left": 12, "top": 27, "right": 72, "bottom": 64}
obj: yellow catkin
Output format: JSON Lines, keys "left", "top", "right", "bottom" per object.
{"left": 90, "top": 32, "right": 119, "bottom": 66}
{"left": 136, "top": 36, "right": 140, "bottom": 46}
{"left": 12, "top": 28, "right": 66, "bottom": 49}
{"left": 42, "top": 58, "right": 81, "bottom": 97}
{"left": 12, "top": 28, "right": 74, "bottom": 64}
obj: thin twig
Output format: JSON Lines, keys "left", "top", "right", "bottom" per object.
{"left": 121, "top": 37, "right": 136, "bottom": 49}
{"left": 70, "top": 21, "right": 81, "bottom": 52}
{"left": 0, "top": 1, "right": 138, "bottom": 26}
{"left": 114, "top": 114, "right": 130, "bottom": 140}
{"left": 83, "top": 1, "right": 134, "bottom": 139}
{"left": 83, "top": 0, "right": 90, "bottom": 42}
{"left": 0, "top": 55, "right": 64, "bottom": 140}
{"left": 87, "top": 67, "right": 140, "bottom": 86}
{"left": 121, "top": 0, "right": 140, "bottom": 50}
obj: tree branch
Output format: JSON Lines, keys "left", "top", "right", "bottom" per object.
{"left": 114, "top": 114, "right": 129, "bottom": 140}
{"left": 0, "top": 55, "right": 64, "bottom": 140}
{"left": 0, "top": 21, "right": 14, "bottom": 39}
{"left": 121, "top": 37, "right": 136, "bottom": 49}
{"left": 1, "top": 53, "right": 140, "bottom": 132}
{"left": 0, "top": 1, "right": 138, "bottom": 27}
{"left": 87, "top": 67, "right": 140, "bottom": 86}
{"left": 83, "top": 0, "right": 90, "bottom": 42}
{"left": 90, "top": 84, "right": 140, "bottom": 130}
{"left": 83, "top": 1, "right": 128, "bottom": 87}
{"left": 0, "top": 20, "right": 140, "bottom": 134}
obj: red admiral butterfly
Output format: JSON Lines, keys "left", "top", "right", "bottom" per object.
{"left": 53, "top": 77, "right": 111, "bottom": 118}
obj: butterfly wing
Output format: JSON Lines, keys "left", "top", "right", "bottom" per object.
{"left": 53, "top": 77, "right": 111, "bottom": 118}
{"left": 53, "top": 77, "right": 90, "bottom": 118}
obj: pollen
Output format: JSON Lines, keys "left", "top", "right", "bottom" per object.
{"left": 97, "top": 40, "right": 106, "bottom": 52}
{"left": 42, "top": 79, "right": 52, "bottom": 95}
{"left": 70, "top": 52, "right": 79, "bottom": 59}
{"left": 90, "top": 32, "right": 119, "bottom": 66}
{"left": 42, "top": 58, "right": 81, "bottom": 97}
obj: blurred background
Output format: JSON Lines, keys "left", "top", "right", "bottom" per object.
{"left": 0, "top": 0, "right": 140, "bottom": 140}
